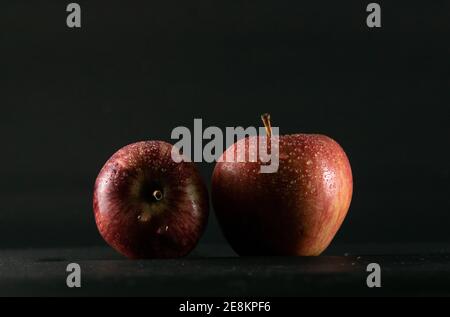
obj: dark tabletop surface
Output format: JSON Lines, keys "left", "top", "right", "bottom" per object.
{"left": 1, "top": 244, "right": 450, "bottom": 296}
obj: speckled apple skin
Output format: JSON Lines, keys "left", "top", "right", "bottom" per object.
{"left": 212, "top": 134, "right": 353, "bottom": 256}
{"left": 93, "top": 141, "right": 209, "bottom": 259}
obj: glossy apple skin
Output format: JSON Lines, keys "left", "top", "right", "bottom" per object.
{"left": 93, "top": 141, "right": 209, "bottom": 259}
{"left": 212, "top": 134, "right": 352, "bottom": 256}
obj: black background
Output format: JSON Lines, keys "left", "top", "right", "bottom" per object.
{"left": 1, "top": 1, "right": 449, "bottom": 252}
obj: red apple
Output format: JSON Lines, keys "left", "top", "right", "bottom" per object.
{"left": 212, "top": 114, "right": 352, "bottom": 256}
{"left": 93, "top": 141, "right": 209, "bottom": 259}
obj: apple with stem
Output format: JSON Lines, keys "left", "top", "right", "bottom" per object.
{"left": 212, "top": 114, "right": 353, "bottom": 256}
{"left": 93, "top": 141, "right": 209, "bottom": 259}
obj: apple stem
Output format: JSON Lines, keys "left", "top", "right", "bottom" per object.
{"left": 261, "top": 113, "right": 272, "bottom": 138}
{"left": 153, "top": 190, "right": 163, "bottom": 201}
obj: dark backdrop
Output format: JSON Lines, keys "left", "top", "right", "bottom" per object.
{"left": 1, "top": 1, "right": 449, "bottom": 251}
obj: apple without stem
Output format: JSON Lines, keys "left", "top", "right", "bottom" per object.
{"left": 212, "top": 114, "right": 353, "bottom": 256}
{"left": 93, "top": 141, "right": 209, "bottom": 259}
